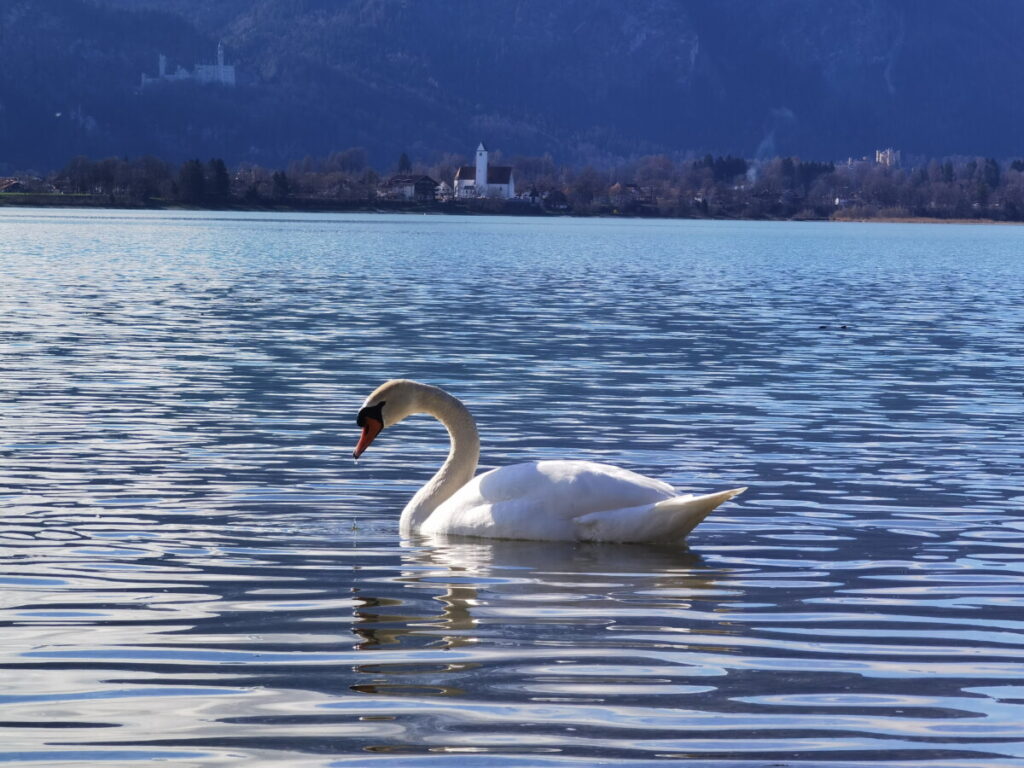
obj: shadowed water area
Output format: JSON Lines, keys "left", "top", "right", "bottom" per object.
{"left": 1, "top": 210, "right": 1023, "bottom": 766}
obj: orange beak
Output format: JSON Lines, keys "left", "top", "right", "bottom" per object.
{"left": 353, "top": 417, "right": 383, "bottom": 459}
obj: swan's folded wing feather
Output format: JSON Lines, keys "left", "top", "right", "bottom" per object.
{"left": 573, "top": 487, "right": 746, "bottom": 543}
{"left": 468, "top": 460, "right": 673, "bottom": 513}
{"left": 424, "top": 461, "right": 676, "bottom": 541}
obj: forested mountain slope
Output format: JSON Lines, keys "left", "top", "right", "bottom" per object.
{"left": 2, "top": 0, "right": 1022, "bottom": 171}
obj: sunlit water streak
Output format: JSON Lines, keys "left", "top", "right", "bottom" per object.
{"left": 1, "top": 209, "right": 1023, "bottom": 766}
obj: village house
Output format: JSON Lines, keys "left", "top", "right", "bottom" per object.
{"left": 378, "top": 174, "right": 439, "bottom": 201}
{"left": 454, "top": 143, "right": 515, "bottom": 199}
{"left": 610, "top": 182, "right": 655, "bottom": 208}
{"left": 435, "top": 180, "right": 454, "bottom": 202}
{"left": 542, "top": 189, "right": 569, "bottom": 210}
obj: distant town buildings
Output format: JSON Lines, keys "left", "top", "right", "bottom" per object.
{"left": 454, "top": 143, "right": 515, "bottom": 199}
{"left": 875, "top": 148, "right": 901, "bottom": 167}
{"left": 373, "top": 143, "right": 522, "bottom": 203}
{"left": 141, "top": 43, "right": 236, "bottom": 89}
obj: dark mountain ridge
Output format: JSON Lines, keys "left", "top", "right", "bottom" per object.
{"left": 1, "top": 0, "right": 1022, "bottom": 172}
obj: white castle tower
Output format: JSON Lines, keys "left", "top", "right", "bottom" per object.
{"left": 475, "top": 142, "right": 488, "bottom": 194}
{"left": 199, "top": 41, "right": 235, "bottom": 86}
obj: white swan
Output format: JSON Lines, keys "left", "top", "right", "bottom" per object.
{"left": 354, "top": 380, "right": 746, "bottom": 544}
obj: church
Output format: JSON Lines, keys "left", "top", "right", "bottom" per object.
{"left": 454, "top": 143, "right": 515, "bottom": 199}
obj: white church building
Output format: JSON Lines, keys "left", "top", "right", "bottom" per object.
{"left": 454, "top": 143, "right": 515, "bottom": 199}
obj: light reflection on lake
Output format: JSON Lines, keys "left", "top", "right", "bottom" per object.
{"left": 1, "top": 209, "right": 1023, "bottom": 766}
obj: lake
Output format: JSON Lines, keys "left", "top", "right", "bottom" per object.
{"left": 1, "top": 209, "right": 1023, "bottom": 766}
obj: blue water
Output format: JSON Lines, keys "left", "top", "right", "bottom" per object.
{"left": 1, "top": 209, "right": 1023, "bottom": 766}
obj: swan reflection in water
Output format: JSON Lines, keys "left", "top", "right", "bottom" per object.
{"left": 349, "top": 537, "right": 732, "bottom": 670}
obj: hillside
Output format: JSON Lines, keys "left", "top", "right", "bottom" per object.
{"left": 2, "top": 0, "right": 1022, "bottom": 172}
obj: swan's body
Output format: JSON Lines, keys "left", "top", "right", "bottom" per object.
{"left": 354, "top": 380, "right": 745, "bottom": 544}
{"left": 417, "top": 459, "right": 743, "bottom": 542}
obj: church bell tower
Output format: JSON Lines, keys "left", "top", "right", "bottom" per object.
{"left": 475, "top": 142, "right": 488, "bottom": 195}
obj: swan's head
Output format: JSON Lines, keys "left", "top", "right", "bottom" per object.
{"left": 353, "top": 379, "right": 425, "bottom": 459}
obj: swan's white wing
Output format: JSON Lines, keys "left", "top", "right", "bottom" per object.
{"left": 420, "top": 460, "right": 675, "bottom": 540}
{"left": 573, "top": 487, "right": 747, "bottom": 543}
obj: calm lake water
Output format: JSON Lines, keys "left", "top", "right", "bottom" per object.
{"left": 2, "top": 209, "right": 1023, "bottom": 767}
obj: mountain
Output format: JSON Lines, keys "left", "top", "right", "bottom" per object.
{"left": 2, "top": 0, "right": 1022, "bottom": 173}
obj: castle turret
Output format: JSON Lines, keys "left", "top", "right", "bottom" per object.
{"left": 475, "top": 142, "right": 488, "bottom": 195}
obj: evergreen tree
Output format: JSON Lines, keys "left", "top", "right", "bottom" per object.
{"left": 177, "top": 159, "right": 205, "bottom": 204}
{"left": 779, "top": 157, "right": 796, "bottom": 187}
{"left": 208, "top": 158, "right": 230, "bottom": 203}
{"left": 271, "top": 170, "right": 290, "bottom": 201}
{"left": 398, "top": 152, "right": 412, "bottom": 173}
{"left": 983, "top": 158, "right": 1000, "bottom": 188}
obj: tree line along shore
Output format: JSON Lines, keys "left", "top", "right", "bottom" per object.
{"left": 3, "top": 151, "right": 1024, "bottom": 222}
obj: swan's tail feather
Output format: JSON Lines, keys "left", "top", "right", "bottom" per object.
{"left": 653, "top": 487, "right": 746, "bottom": 515}
{"left": 652, "top": 487, "right": 746, "bottom": 539}
{"left": 573, "top": 487, "right": 746, "bottom": 544}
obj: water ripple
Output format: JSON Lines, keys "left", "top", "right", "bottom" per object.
{"left": 1, "top": 211, "right": 1023, "bottom": 765}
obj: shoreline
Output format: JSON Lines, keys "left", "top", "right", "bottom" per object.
{"left": 1, "top": 193, "right": 1020, "bottom": 225}
{"left": 829, "top": 215, "right": 1021, "bottom": 225}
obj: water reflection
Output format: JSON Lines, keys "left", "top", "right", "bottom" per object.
{"left": 374, "top": 539, "right": 716, "bottom": 651}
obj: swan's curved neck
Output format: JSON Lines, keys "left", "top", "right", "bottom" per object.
{"left": 400, "top": 386, "right": 480, "bottom": 535}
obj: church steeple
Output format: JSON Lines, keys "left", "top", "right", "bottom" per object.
{"left": 475, "top": 142, "right": 488, "bottom": 193}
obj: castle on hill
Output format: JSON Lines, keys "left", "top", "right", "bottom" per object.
{"left": 141, "top": 43, "right": 236, "bottom": 89}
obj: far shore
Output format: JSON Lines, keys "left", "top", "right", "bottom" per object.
{"left": 1, "top": 192, "right": 1020, "bottom": 225}
{"left": 831, "top": 215, "right": 1021, "bottom": 225}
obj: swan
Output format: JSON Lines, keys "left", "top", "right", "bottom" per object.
{"left": 353, "top": 379, "right": 746, "bottom": 543}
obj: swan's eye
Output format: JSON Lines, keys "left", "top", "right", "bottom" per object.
{"left": 357, "top": 401, "right": 386, "bottom": 427}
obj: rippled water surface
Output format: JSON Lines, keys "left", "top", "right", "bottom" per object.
{"left": 2, "top": 209, "right": 1024, "bottom": 766}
